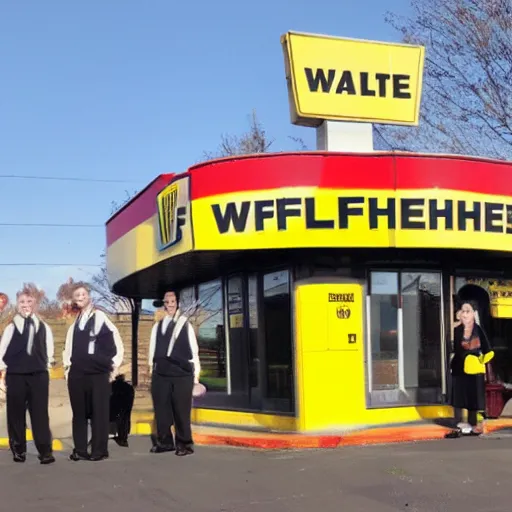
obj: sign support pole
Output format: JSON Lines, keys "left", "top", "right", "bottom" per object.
{"left": 316, "top": 120, "right": 374, "bottom": 152}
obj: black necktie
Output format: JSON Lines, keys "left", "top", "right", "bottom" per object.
{"left": 23, "top": 316, "right": 34, "bottom": 335}
{"left": 24, "top": 317, "right": 35, "bottom": 355}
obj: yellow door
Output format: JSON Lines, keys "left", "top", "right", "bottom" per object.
{"left": 295, "top": 282, "right": 366, "bottom": 431}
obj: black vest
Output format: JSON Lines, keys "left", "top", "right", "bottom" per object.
{"left": 153, "top": 318, "right": 193, "bottom": 377}
{"left": 70, "top": 314, "right": 117, "bottom": 375}
{"left": 4, "top": 317, "right": 48, "bottom": 374}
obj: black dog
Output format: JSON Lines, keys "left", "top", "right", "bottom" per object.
{"left": 109, "top": 374, "right": 135, "bottom": 447}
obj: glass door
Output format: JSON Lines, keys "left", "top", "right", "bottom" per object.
{"left": 367, "top": 270, "right": 443, "bottom": 406}
{"left": 226, "top": 275, "right": 249, "bottom": 405}
{"left": 248, "top": 274, "right": 263, "bottom": 408}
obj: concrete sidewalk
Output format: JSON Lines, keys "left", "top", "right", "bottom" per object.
{"left": 4, "top": 379, "right": 512, "bottom": 452}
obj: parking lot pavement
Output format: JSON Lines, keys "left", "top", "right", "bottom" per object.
{"left": 0, "top": 435, "right": 511, "bottom": 512}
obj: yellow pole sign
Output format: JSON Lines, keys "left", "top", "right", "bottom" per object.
{"left": 281, "top": 31, "right": 425, "bottom": 127}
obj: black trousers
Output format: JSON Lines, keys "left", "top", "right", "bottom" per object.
{"left": 68, "top": 372, "right": 110, "bottom": 457}
{"left": 454, "top": 408, "right": 479, "bottom": 427}
{"left": 6, "top": 371, "right": 52, "bottom": 457}
{"left": 151, "top": 373, "right": 194, "bottom": 448}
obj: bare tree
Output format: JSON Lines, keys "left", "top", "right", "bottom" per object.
{"left": 203, "top": 110, "right": 274, "bottom": 159}
{"left": 90, "top": 252, "right": 134, "bottom": 313}
{"left": 378, "top": 0, "right": 512, "bottom": 160}
{"left": 91, "top": 194, "right": 139, "bottom": 313}
{"left": 203, "top": 110, "right": 308, "bottom": 159}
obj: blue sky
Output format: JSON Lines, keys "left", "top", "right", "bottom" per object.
{"left": 0, "top": 0, "right": 411, "bottom": 304}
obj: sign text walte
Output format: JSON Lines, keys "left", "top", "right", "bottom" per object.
{"left": 305, "top": 68, "right": 411, "bottom": 99}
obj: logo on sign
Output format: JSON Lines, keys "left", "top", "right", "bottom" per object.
{"left": 281, "top": 31, "right": 425, "bottom": 127}
{"left": 337, "top": 307, "right": 351, "bottom": 319}
{"left": 156, "top": 180, "right": 187, "bottom": 251}
{"left": 329, "top": 293, "right": 354, "bottom": 302}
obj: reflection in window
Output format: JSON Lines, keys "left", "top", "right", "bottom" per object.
{"left": 227, "top": 276, "right": 248, "bottom": 397}
{"left": 370, "top": 272, "right": 399, "bottom": 391}
{"left": 179, "top": 286, "right": 196, "bottom": 316}
{"left": 194, "top": 280, "right": 227, "bottom": 392}
{"left": 368, "top": 271, "right": 443, "bottom": 406}
{"left": 262, "top": 270, "right": 294, "bottom": 412}
{"left": 401, "top": 272, "right": 442, "bottom": 402}
{"left": 248, "top": 275, "right": 260, "bottom": 397}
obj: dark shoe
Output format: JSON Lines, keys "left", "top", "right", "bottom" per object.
{"left": 69, "top": 450, "right": 90, "bottom": 461}
{"left": 150, "top": 444, "right": 174, "bottom": 454}
{"left": 90, "top": 452, "right": 109, "bottom": 461}
{"left": 175, "top": 446, "right": 194, "bottom": 457}
{"left": 114, "top": 437, "right": 129, "bottom": 448}
{"left": 39, "top": 454, "right": 56, "bottom": 465}
{"left": 445, "top": 429, "right": 462, "bottom": 439}
{"left": 13, "top": 452, "right": 26, "bottom": 463}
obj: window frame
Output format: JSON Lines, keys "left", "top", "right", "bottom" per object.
{"left": 178, "top": 267, "right": 295, "bottom": 416}
{"left": 366, "top": 268, "right": 445, "bottom": 408}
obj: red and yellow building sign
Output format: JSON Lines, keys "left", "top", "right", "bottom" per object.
{"left": 106, "top": 152, "right": 512, "bottom": 288}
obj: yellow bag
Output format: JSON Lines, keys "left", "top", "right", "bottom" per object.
{"left": 464, "top": 355, "right": 484, "bottom": 375}
{"left": 480, "top": 351, "right": 495, "bottom": 365}
{"left": 464, "top": 351, "right": 495, "bottom": 375}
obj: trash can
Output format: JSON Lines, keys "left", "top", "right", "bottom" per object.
{"left": 486, "top": 384, "right": 505, "bottom": 419}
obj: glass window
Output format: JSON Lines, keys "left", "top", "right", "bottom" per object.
{"left": 195, "top": 280, "right": 227, "bottom": 393}
{"left": 262, "top": 270, "right": 294, "bottom": 412}
{"left": 401, "top": 272, "right": 442, "bottom": 403}
{"left": 248, "top": 274, "right": 261, "bottom": 408}
{"left": 179, "top": 286, "right": 196, "bottom": 316}
{"left": 226, "top": 276, "right": 249, "bottom": 401}
{"left": 368, "top": 271, "right": 443, "bottom": 406}
{"left": 369, "top": 272, "right": 399, "bottom": 394}
{"left": 454, "top": 276, "right": 512, "bottom": 384}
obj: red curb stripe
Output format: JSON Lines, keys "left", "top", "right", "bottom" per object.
{"left": 193, "top": 426, "right": 452, "bottom": 450}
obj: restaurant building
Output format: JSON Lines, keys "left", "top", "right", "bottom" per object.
{"left": 106, "top": 151, "right": 512, "bottom": 431}
{"left": 106, "top": 31, "right": 512, "bottom": 432}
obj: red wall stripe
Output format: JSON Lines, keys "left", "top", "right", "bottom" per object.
{"left": 106, "top": 174, "right": 174, "bottom": 246}
{"left": 190, "top": 152, "right": 512, "bottom": 200}
{"left": 190, "top": 153, "right": 395, "bottom": 200}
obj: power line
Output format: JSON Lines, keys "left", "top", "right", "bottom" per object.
{"left": 0, "top": 263, "right": 101, "bottom": 267}
{"left": 0, "top": 223, "right": 103, "bottom": 227}
{"left": 0, "top": 174, "right": 143, "bottom": 184}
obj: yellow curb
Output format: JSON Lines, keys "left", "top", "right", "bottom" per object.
{"left": 132, "top": 422, "right": 153, "bottom": 436}
{"left": 131, "top": 411, "right": 154, "bottom": 422}
{"left": 49, "top": 367, "right": 65, "bottom": 380}
{"left": 0, "top": 432, "right": 64, "bottom": 451}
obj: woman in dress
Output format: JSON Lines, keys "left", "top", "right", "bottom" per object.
{"left": 449, "top": 300, "right": 493, "bottom": 436}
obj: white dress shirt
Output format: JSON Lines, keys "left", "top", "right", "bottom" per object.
{"left": 62, "top": 307, "right": 124, "bottom": 373}
{"left": 148, "top": 311, "right": 201, "bottom": 382}
{"left": 0, "top": 314, "right": 55, "bottom": 371}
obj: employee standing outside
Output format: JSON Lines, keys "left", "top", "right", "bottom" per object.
{"left": 0, "top": 288, "right": 55, "bottom": 464}
{"left": 148, "top": 290, "right": 200, "bottom": 456}
{"left": 450, "top": 301, "right": 491, "bottom": 435}
{"left": 63, "top": 283, "right": 124, "bottom": 461}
